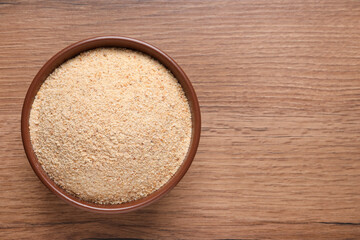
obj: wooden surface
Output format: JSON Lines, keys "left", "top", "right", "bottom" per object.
{"left": 1, "top": 0, "right": 360, "bottom": 239}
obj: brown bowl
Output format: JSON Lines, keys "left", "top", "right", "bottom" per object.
{"left": 21, "top": 36, "right": 201, "bottom": 213}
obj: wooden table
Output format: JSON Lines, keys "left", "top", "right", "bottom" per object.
{"left": 1, "top": 1, "right": 360, "bottom": 239}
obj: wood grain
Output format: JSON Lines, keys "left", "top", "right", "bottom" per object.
{"left": 1, "top": 0, "right": 360, "bottom": 239}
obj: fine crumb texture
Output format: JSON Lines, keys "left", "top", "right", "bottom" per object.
{"left": 29, "top": 48, "right": 192, "bottom": 204}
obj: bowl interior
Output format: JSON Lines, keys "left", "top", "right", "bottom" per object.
{"left": 21, "top": 36, "right": 201, "bottom": 213}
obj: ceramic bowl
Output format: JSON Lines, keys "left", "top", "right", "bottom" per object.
{"left": 21, "top": 36, "right": 201, "bottom": 213}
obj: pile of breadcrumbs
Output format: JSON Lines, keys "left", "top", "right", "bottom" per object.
{"left": 29, "top": 48, "right": 192, "bottom": 204}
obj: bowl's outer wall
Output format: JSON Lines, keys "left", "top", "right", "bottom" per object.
{"left": 21, "top": 36, "right": 201, "bottom": 213}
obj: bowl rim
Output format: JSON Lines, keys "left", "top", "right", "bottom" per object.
{"left": 21, "top": 36, "right": 201, "bottom": 213}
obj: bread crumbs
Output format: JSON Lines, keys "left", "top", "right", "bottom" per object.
{"left": 29, "top": 48, "right": 192, "bottom": 204}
